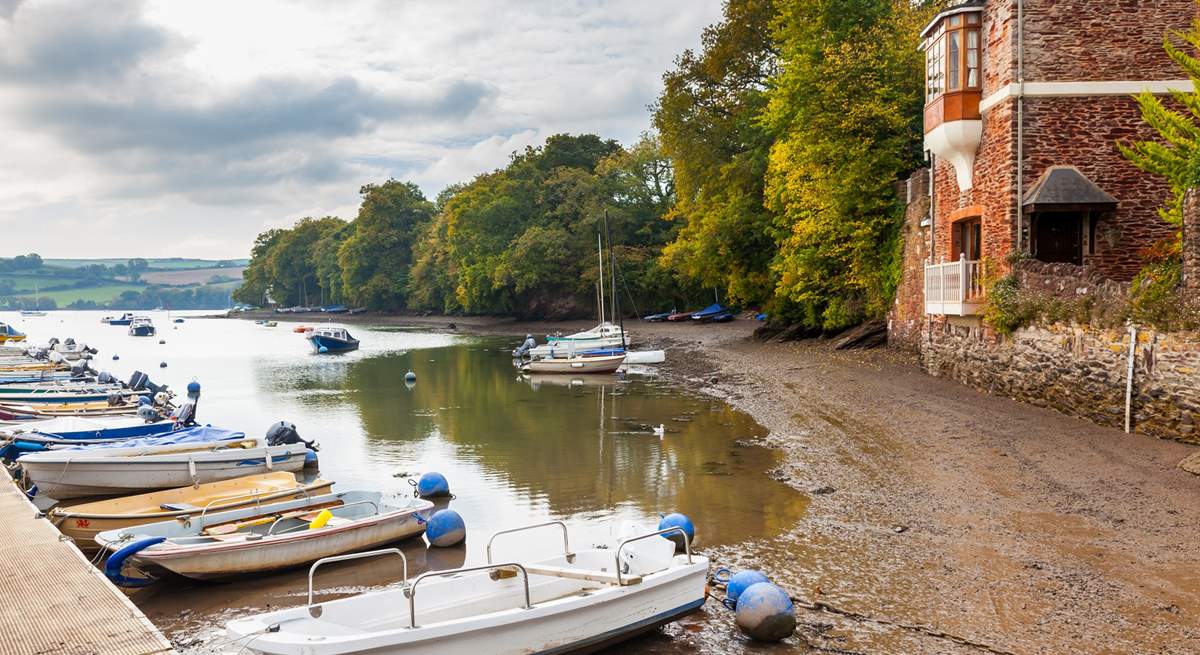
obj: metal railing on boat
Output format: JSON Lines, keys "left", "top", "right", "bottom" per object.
{"left": 405, "top": 563, "right": 532, "bottom": 628}
{"left": 485, "top": 520, "right": 574, "bottom": 564}
{"left": 307, "top": 547, "right": 409, "bottom": 608}
{"left": 614, "top": 526, "right": 692, "bottom": 586}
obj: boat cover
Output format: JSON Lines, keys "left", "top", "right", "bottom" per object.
{"left": 53, "top": 426, "right": 244, "bottom": 451}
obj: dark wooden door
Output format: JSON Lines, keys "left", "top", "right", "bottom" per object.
{"left": 1034, "top": 212, "right": 1081, "bottom": 265}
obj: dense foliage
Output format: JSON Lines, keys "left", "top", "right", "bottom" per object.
{"left": 238, "top": 1, "right": 933, "bottom": 327}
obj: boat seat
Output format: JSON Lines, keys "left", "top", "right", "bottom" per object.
{"left": 519, "top": 564, "right": 640, "bottom": 586}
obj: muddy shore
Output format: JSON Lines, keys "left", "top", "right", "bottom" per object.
{"left": 226, "top": 310, "right": 1200, "bottom": 654}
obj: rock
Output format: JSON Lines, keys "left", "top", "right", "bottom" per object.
{"left": 833, "top": 320, "right": 888, "bottom": 350}
{"left": 892, "top": 525, "right": 907, "bottom": 534}
{"left": 811, "top": 485, "right": 836, "bottom": 495}
{"left": 1178, "top": 451, "right": 1200, "bottom": 476}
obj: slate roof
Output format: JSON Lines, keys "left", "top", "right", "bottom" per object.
{"left": 1022, "top": 166, "right": 1118, "bottom": 213}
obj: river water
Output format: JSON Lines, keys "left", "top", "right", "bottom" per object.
{"left": 2, "top": 310, "right": 808, "bottom": 653}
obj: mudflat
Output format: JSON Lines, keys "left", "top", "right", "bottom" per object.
{"left": 232, "top": 311, "right": 1200, "bottom": 654}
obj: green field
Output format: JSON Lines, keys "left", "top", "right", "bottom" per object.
{"left": 14, "top": 284, "right": 148, "bottom": 304}
{"left": 0, "top": 274, "right": 86, "bottom": 293}
{"left": 42, "top": 257, "right": 248, "bottom": 270}
{"left": 140, "top": 266, "right": 247, "bottom": 285}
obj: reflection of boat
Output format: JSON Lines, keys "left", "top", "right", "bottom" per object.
{"left": 0, "top": 322, "right": 26, "bottom": 344}
{"left": 19, "top": 436, "right": 308, "bottom": 499}
{"left": 308, "top": 326, "right": 359, "bottom": 354}
{"left": 96, "top": 490, "right": 433, "bottom": 581}
{"left": 521, "top": 373, "right": 614, "bottom": 389}
{"left": 522, "top": 353, "right": 625, "bottom": 375}
{"left": 102, "top": 313, "right": 135, "bottom": 325}
{"left": 52, "top": 472, "right": 334, "bottom": 553}
{"left": 19, "top": 310, "right": 46, "bottom": 317}
{"left": 225, "top": 521, "right": 707, "bottom": 655}
{"left": 128, "top": 317, "right": 156, "bottom": 337}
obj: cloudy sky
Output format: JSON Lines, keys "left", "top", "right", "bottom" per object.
{"left": 0, "top": 0, "right": 721, "bottom": 259}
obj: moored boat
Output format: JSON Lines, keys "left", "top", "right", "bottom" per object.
{"left": 223, "top": 521, "right": 707, "bottom": 655}
{"left": 128, "top": 317, "right": 156, "bottom": 337}
{"left": 307, "top": 326, "right": 359, "bottom": 354}
{"left": 102, "top": 313, "right": 136, "bottom": 326}
{"left": 18, "top": 436, "right": 308, "bottom": 499}
{"left": 96, "top": 490, "right": 433, "bottom": 581}
{"left": 0, "top": 323, "right": 27, "bottom": 345}
{"left": 521, "top": 353, "right": 625, "bottom": 375}
{"left": 52, "top": 472, "right": 333, "bottom": 553}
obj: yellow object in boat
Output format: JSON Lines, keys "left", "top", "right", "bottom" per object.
{"left": 308, "top": 509, "right": 333, "bottom": 529}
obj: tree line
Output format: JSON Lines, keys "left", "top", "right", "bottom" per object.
{"left": 237, "top": 0, "right": 932, "bottom": 329}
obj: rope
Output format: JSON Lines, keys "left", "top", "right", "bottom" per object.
{"left": 611, "top": 251, "right": 643, "bottom": 319}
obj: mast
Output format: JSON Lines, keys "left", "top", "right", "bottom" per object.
{"left": 596, "top": 233, "right": 605, "bottom": 325}
{"left": 603, "top": 210, "right": 625, "bottom": 350}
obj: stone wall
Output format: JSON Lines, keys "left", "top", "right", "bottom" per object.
{"left": 889, "top": 168, "right": 931, "bottom": 350}
{"left": 1022, "top": 0, "right": 1194, "bottom": 82}
{"left": 1022, "top": 96, "right": 1177, "bottom": 280}
{"left": 923, "top": 320, "right": 1200, "bottom": 443}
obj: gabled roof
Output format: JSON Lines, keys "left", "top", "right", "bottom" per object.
{"left": 1022, "top": 166, "right": 1118, "bottom": 213}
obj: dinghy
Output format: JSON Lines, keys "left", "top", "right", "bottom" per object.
{"left": 19, "top": 435, "right": 308, "bottom": 499}
{"left": 96, "top": 490, "right": 433, "bottom": 581}
{"left": 689, "top": 303, "right": 726, "bottom": 321}
{"left": 52, "top": 472, "right": 333, "bottom": 553}
{"left": 224, "top": 521, "right": 708, "bottom": 655}
{"left": 521, "top": 353, "right": 625, "bottom": 375}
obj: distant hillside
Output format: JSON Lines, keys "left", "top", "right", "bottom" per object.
{"left": 0, "top": 255, "right": 246, "bottom": 310}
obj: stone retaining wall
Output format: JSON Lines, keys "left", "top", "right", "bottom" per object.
{"left": 923, "top": 320, "right": 1200, "bottom": 443}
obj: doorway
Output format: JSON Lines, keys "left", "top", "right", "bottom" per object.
{"left": 1032, "top": 212, "right": 1082, "bottom": 265}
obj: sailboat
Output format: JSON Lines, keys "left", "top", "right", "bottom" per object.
{"left": 20, "top": 282, "right": 47, "bottom": 316}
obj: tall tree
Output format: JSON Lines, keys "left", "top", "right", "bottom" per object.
{"left": 338, "top": 180, "right": 435, "bottom": 310}
{"left": 653, "top": 0, "right": 779, "bottom": 306}
{"left": 762, "top": 0, "right": 931, "bottom": 329}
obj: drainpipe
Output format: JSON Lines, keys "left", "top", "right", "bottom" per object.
{"left": 1016, "top": 0, "right": 1026, "bottom": 254}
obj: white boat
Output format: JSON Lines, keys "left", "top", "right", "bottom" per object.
{"left": 521, "top": 353, "right": 625, "bottom": 375}
{"left": 19, "top": 437, "right": 308, "bottom": 499}
{"left": 622, "top": 349, "right": 665, "bottom": 365}
{"left": 225, "top": 521, "right": 708, "bottom": 655}
{"left": 95, "top": 490, "right": 433, "bottom": 581}
{"left": 128, "top": 316, "right": 157, "bottom": 337}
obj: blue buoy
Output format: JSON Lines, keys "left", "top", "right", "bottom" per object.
{"left": 318, "top": 346, "right": 329, "bottom": 354}
{"left": 416, "top": 472, "right": 450, "bottom": 498}
{"left": 425, "top": 509, "right": 466, "bottom": 547}
{"left": 187, "top": 381, "right": 201, "bottom": 400}
{"left": 112, "top": 355, "right": 119, "bottom": 361}
{"left": 159, "top": 361, "right": 167, "bottom": 368}
{"left": 735, "top": 582, "right": 796, "bottom": 642}
{"left": 658, "top": 512, "right": 695, "bottom": 550}
{"left": 405, "top": 370, "right": 416, "bottom": 382}
{"left": 725, "top": 570, "right": 771, "bottom": 607}
{"left": 304, "top": 449, "right": 319, "bottom": 468}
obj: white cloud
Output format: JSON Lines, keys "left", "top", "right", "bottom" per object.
{"left": 0, "top": 0, "right": 722, "bottom": 258}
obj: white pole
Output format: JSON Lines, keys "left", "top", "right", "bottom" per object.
{"left": 596, "top": 233, "right": 605, "bottom": 326}
{"left": 1125, "top": 324, "right": 1137, "bottom": 434}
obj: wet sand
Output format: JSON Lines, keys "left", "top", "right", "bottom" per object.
{"left": 230, "top": 311, "right": 1200, "bottom": 653}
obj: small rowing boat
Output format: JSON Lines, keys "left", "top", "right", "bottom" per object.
{"left": 19, "top": 435, "right": 308, "bottom": 499}
{"left": 96, "top": 490, "right": 433, "bottom": 582}
{"left": 52, "top": 472, "right": 333, "bottom": 553}
{"left": 521, "top": 353, "right": 625, "bottom": 375}
{"left": 224, "top": 521, "right": 708, "bottom": 654}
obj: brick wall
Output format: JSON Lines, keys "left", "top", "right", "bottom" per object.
{"left": 923, "top": 321, "right": 1200, "bottom": 443}
{"left": 1021, "top": 95, "right": 1176, "bottom": 280}
{"left": 889, "top": 169, "right": 931, "bottom": 350}
{"left": 1022, "top": 0, "right": 1195, "bottom": 82}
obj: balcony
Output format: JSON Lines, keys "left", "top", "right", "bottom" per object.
{"left": 925, "top": 259, "right": 984, "bottom": 315}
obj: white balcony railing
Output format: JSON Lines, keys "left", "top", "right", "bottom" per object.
{"left": 924, "top": 257, "right": 984, "bottom": 316}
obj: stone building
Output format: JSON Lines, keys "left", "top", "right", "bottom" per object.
{"left": 914, "top": 0, "right": 1194, "bottom": 325}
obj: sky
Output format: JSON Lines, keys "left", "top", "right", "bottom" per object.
{"left": 0, "top": 0, "right": 722, "bottom": 259}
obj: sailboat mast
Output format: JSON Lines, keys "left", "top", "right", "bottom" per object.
{"left": 596, "top": 233, "right": 605, "bottom": 325}
{"left": 603, "top": 210, "right": 625, "bottom": 349}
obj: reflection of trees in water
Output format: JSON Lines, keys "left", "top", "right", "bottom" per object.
{"left": 338, "top": 342, "right": 808, "bottom": 545}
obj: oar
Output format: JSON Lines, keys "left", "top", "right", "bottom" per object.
{"left": 204, "top": 501, "right": 343, "bottom": 535}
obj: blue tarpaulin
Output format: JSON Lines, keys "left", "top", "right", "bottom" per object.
{"left": 53, "top": 426, "right": 245, "bottom": 451}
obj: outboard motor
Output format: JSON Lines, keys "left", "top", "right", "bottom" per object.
{"left": 107, "top": 391, "right": 124, "bottom": 406}
{"left": 47, "top": 337, "right": 60, "bottom": 349}
{"left": 265, "top": 421, "right": 318, "bottom": 451}
{"left": 97, "top": 371, "right": 115, "bottom": 385}
{"left": 64, "top": 337, "right": 76, "bottom": 349}
{"left": 137, "top": 404, "right": 159, "bottom": 422}
{"left": 70, "top": 360, "right": 91, "bottom": 377}
{"left": 128, "top": 371, "right": 169, "bottom": 396}
{"left": 171, "top": 401, "right": 196, "bottom": 427}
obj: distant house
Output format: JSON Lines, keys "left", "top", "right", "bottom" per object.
{"left": 919, "top": 0, "right": 1194, "bottom": 318}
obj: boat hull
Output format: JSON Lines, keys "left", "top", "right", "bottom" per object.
{"left": 522, "top": 354, "right": 625, "bottom": 375}
{"left": 21, "top": 443, "right": 308, "bottom": 499}
{"left": 53, "top": 473, "right": 333, "bottom": 553}
{"left": 308, "top": 335, "right": 359, "bottom": 353}
{"left": 226, "top": 552, "right": 709, "bottom": 655}
{"left": 129, "top": 326, "right": 156, "bottom": 337}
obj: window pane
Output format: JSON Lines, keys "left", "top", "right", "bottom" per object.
{"left": 950, "top": 14, "right": 962, "bottom": 26}
{"left": 947, "top": 32, "right": 960, "bottom": 91}
{"left": 967, "top": 30, "right": 980, "bottom": 87}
